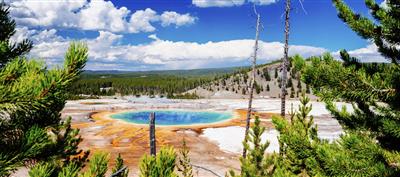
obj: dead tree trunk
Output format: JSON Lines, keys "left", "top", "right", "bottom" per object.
{"left": 149, "top": 112, "right": 156, "bottom": 156}
{"left": 242, "top": 9, "right": 261, "bottom": 159}
{"left": 281, "top": 0, "right": 291, "bottom": 117}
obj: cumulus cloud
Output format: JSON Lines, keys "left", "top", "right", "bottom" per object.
{"left": 128, "top": 8, "right": 159, "bottom": 33}
{"left": 192, "top": 0, "right": 277, "bottom": 7}
{"left": 13, "top": 29, "right": 386, "bottom": 70}
{"left": 31, "top": 29, "right": 64, "bottom": 43}
{"left": 87, "top": 31, "right": 124, "bottom": 61}
{"left": 23, "top": 29, "right": 327, "bottom": 70}
{"left": 8, "top": 0, "right": 196, "bottom": 33}
{"left": 12, "top": 27, "right": 64, "bottom": 44}
{"left": 8, "top": 0, "right": 85, "bottom": 27}
{"left": 78, "top": 0, "right": 130, "bottom": 32}
{"left": 92, "top": 36, "right": 326, "bottom": 69}
{"left": 11, "top": 27, "right": 36, "bottom": 43}
{"left": 28, "top": 30, "right": 387, "bottom": 70}
{"left": 160, "top": 11, "right": 197, "bottom": 27}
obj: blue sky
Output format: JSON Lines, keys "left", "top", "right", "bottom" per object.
{"left": 8, "top": 0, "right": 387, "bottom": 70}
{"left": 111, "top": 0, "right": 373, "bottom": 51}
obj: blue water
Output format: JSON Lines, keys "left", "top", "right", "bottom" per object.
{"left": 110, "top": 110, "right": 233, "bottom": 125}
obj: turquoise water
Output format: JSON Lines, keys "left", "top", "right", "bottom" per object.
{"left": 110, "top": 110, "right": 233, "bottom": 125}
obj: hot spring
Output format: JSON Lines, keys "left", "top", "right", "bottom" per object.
{"left": 110, "top": 110, "right": 233, "bottom": 126}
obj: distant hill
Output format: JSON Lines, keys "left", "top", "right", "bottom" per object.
{"left": 82, "top": 66, "right": 248, "bottom": 78}
{"left": 70, "top": 66, "right": 250, "bottom": 98}
{"left": 187, "top": 60, "right": 316, "bottom": 100}
{"left": 72, "top": 61, "right": 316, "bottom": 100}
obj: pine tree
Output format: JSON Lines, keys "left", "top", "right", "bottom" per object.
{"left": 305, "top": 84, "right": 310, "bottom": 94}
{"left": 272, "top": 95, "right": 320, "bottom": 176}
{"left": 292, "top": 55, "right": 305, "bottom": 74}
{"left": 270, "top": 94, "right": 398, "bottom": 176}
{"left": 227, "top": 94, "right": 398, "bottom": 176}
{"left": 0, "top": 42, "right": 88, "bottom": 176}
{"left": 277, "top": 77, "right": 282, "bottom": 88}
{"left": 82, "top": 152, "right": 109, "bottom": 177}
{"left": 243, "top": 74, "right": 248, "bottom": 84}
{"left": 255, "top": 81, "right": 261, "bottom": 94}
{"left": 263, "top": 68, "right": 271, "bottom": 81}
{"left": 177, "top": 140, "right": 193, "bottom": 177}
{"left": 139, "top": 147, "right": 177, "bottom": 177}
{"left": 28, "top": 152, "right": 123, "bottom": 177}
{"left": 0, "top": 8, "right": 88, "bottom": 173}
{"left": 289, "top": 89, "right": 294, "bottom": 98}
{"left": 303, "top": 53, "right": 400, "bottom": 173}
{"left": 274, "top": 68, "right": 278, "bottom": 79}
{"left": 296, "top": 0, "right": 400, "bottom": 173}
{"left": 0, "top": 3, "right": 33, "bottom": 68}
{"left": 296, "top": 80, "right": 302, "bottom": 90}
{"left": 111, "top": 154, "right": 129, "bottom": 177}
{"left": 266, "top": 84, "right": 270, "bottom": 92}
{"left": 333, "top": 0, "right": 400, "bottom": 64}
{"left": 286, "top": 77, "right": 293, "bottom": 88}
{"left": 303, "top": 0, "right": 400, "bottom": 151}
{"left": 228, "top": 116, "right": 275, "bottom": 177}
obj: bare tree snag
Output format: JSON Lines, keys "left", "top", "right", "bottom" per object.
{"left": 149, "top": 112, "right": 156, "bottom": 156}
{"left": 281, "top": 0, "right": 291, "bottom": 117}
{"left": 242, "top": 6, "right": 261, "bottom": 159}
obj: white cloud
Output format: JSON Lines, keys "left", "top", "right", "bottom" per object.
{"left": 15, "top": 29, "right": 386, "bottom": 70}
{"left": 160, "top": 11, "right": 197, "bottom": 27}
{"left": 192, "top": 0, "right": 245, "bottom": 7}
{"left": 332, "top": 44, "right": 388, "bottom": 63}
{"left": 11, "top": 28, "right": 67, "bottom": 67}
{"left": 9, "top": 1, "right": 385, "bottom": 71}
{"left": 31, "top": 29, "right": 64, "bottom": 43}
{"left": 128, "top": 8, "right": 159, "bottom": 33}
{"left": 192, "top": 0, "right": 277, "bottom": 7}
{"left": 248, "top": 0, "right": 278, "bottom": 5}
{"left": 31, "top": 41, "right": 69, "bottom": 63}
{"left": 78, "top": 0, "right": 130, "bottom": 32}
{"left": 8, "top": 0, "right": 196, "bottom": 33}
{"left": 148, "top": 34, "right": 160, "bottom": 41}
{"left": 24, "top": 30, "right": 327, "bottom": 70}
{"left": 87, "top": 31, "right": 123, "bottom": 61}
{"left": 8, "top": 0, "right": 85, "bottom": 27}
{"left": 12, "top": 27, "right": 64, "bottom": 44}
{"left": 11, "top": 27, "right": 36, "bottom": 43}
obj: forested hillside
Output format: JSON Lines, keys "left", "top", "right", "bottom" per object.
{"left": 68, "top": 67, "right": 245, "bottom": 98}
{"left": 69, "top": 58, "right": 315, "bottom": 100}
{"left": 189, "top": 57, "right": 314, "bottom": 99}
